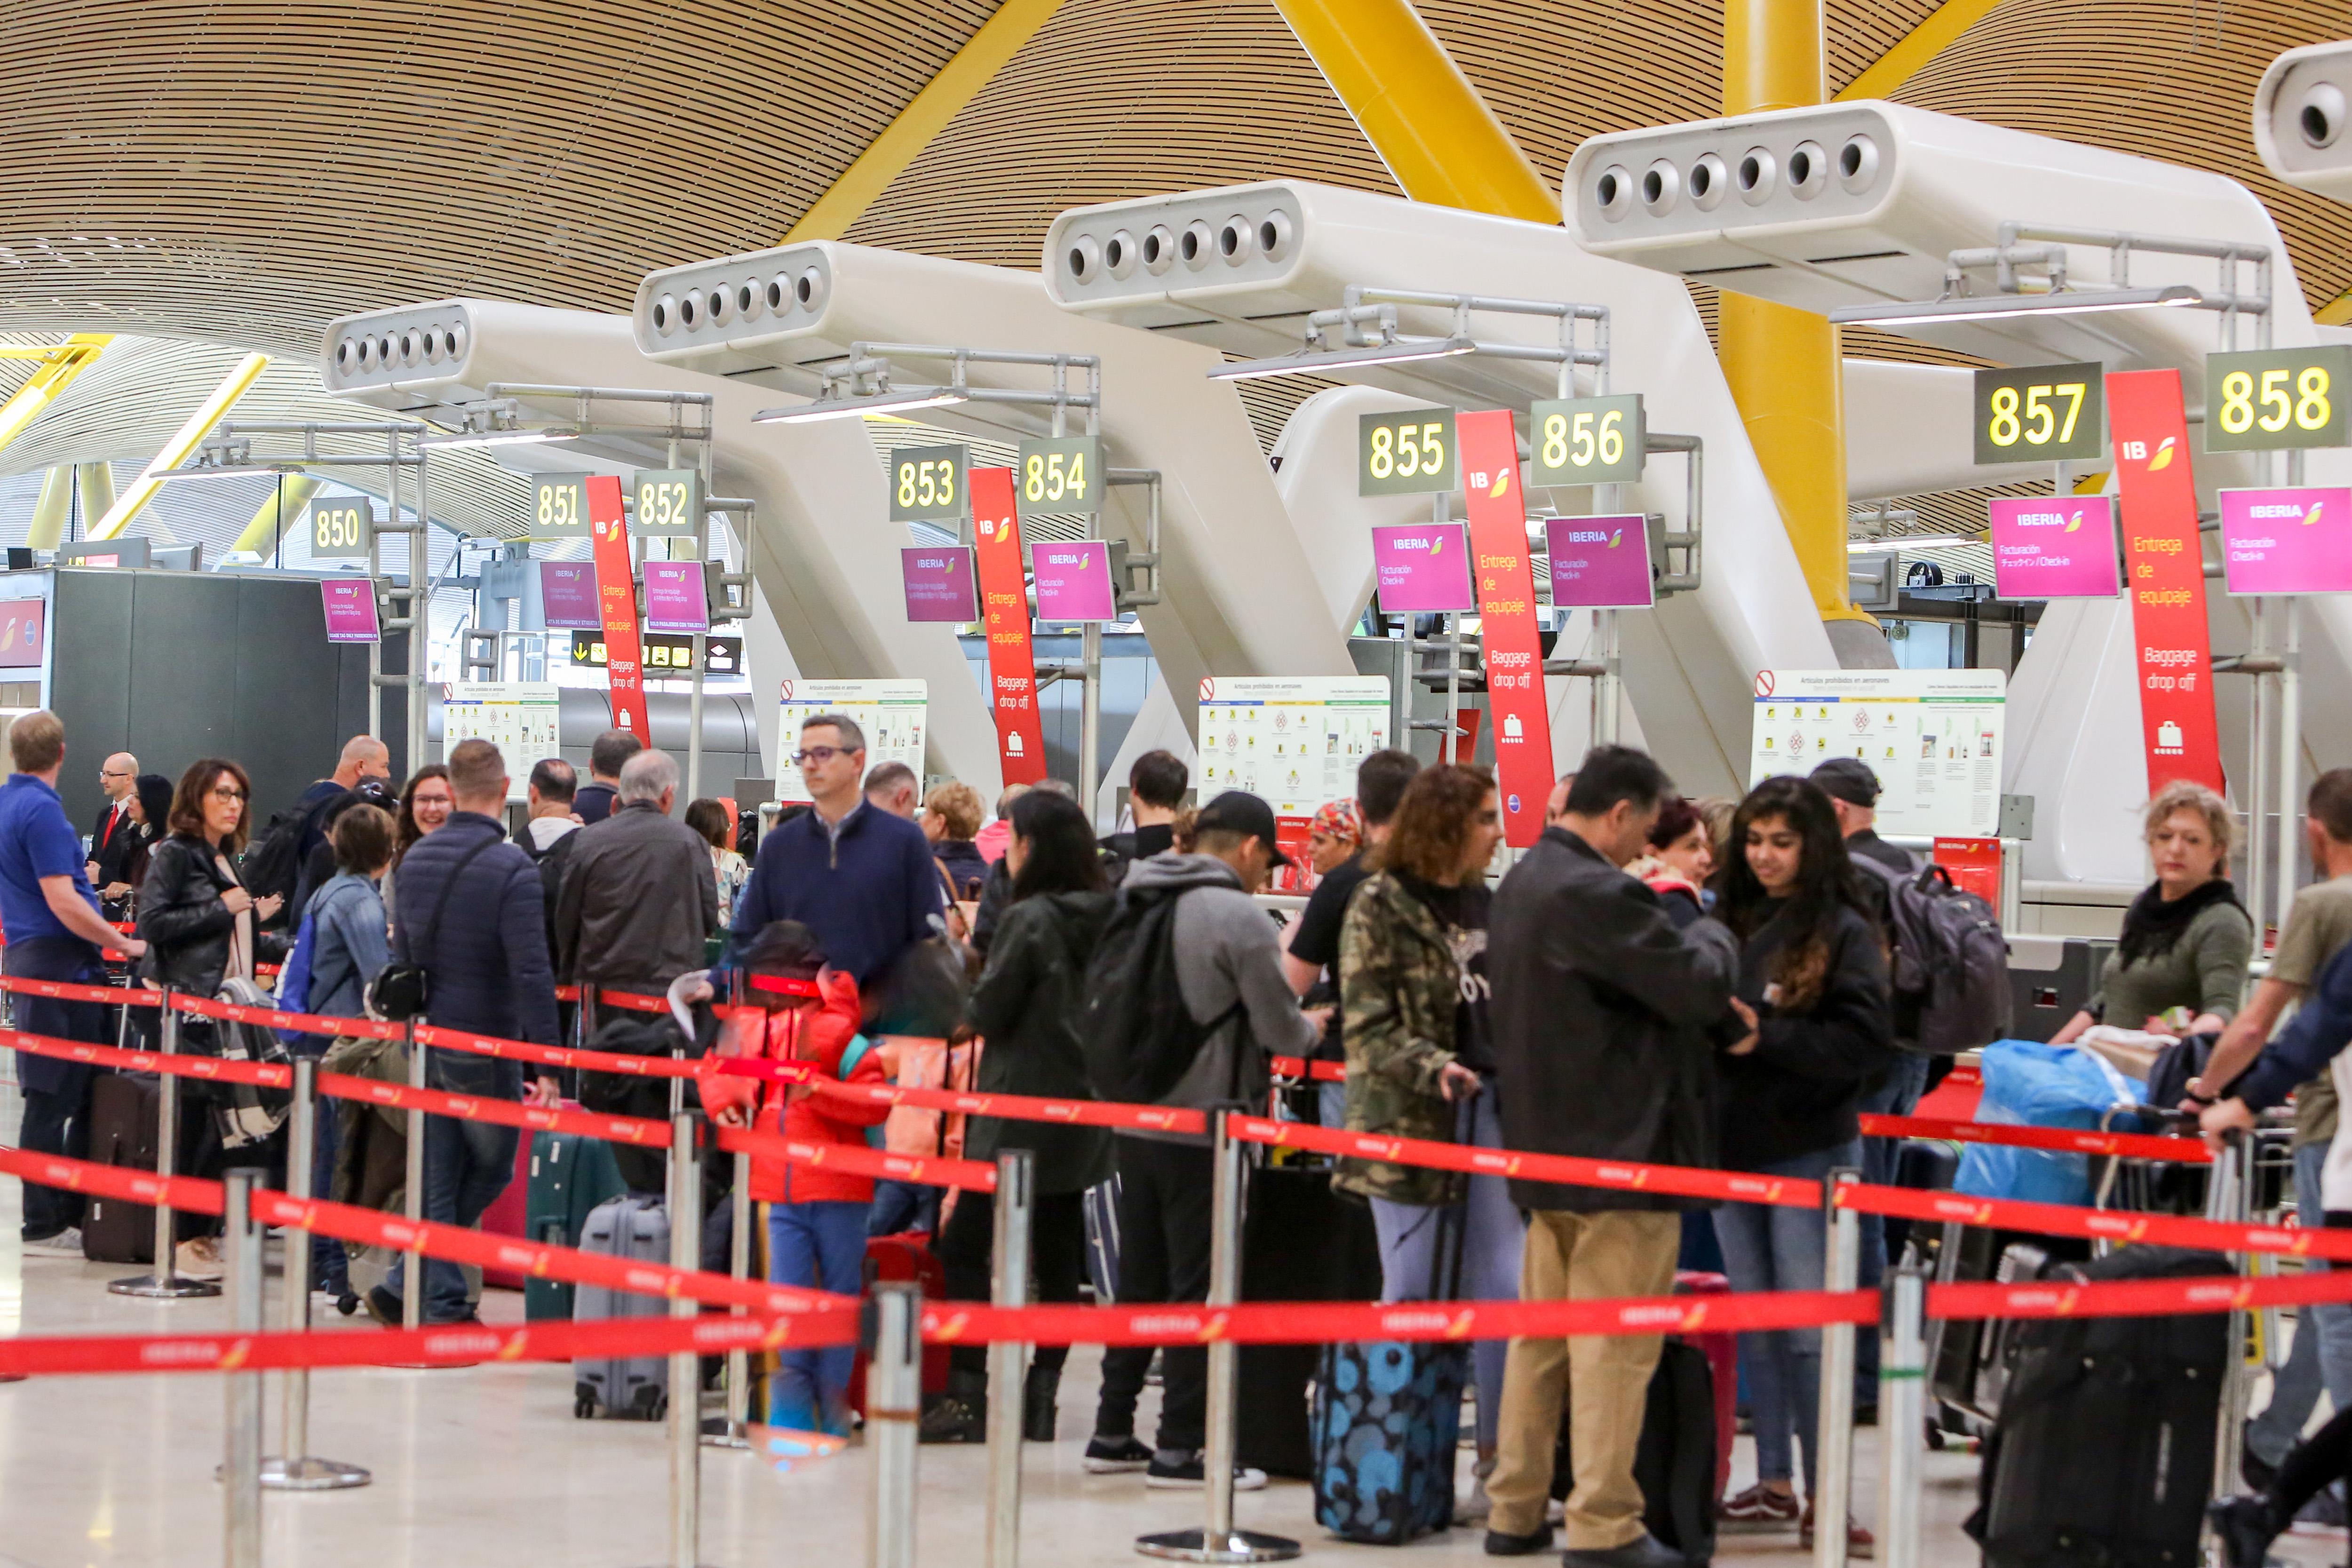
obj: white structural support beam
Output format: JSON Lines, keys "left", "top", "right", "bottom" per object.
{"left": 318, "top": 299, "right": 1004, "bottom": 793}
{"left": 632, "top": 242, "right": 1357, "bottom": 748}
{"left": 1041, "top": 179, "right": 1835, "bottom": 797}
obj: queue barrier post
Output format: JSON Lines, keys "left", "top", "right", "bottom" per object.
{"left": 1136, "top": 1108, "right": 1300, "bottom": 1564}
{"left": 703, "top": 1148, "right": 754, "bottom": 1450}
{"left": 261, "top": 1057, "right": 370, "bottom": 1491}
{"left": 222, "top": 1166, "right": 265, "bottom": 1568}
{"left": 867, "top": 1280, "right": 924, "bottom": 1568}
{"left": 1877, "top": 1264, "right": 1927, "bottom": 1568}
{"left": 2208, "top": 1131, "right": 2255, "bottom": 1542}
{"left": 1812, "top": 1169, "right": 1862, "bottom": 1568}
{"left": 401, "top": 1015, "right": 425, "bottom": 1332}
{"left": 985, "top": 1149, "right": 1035, "bottom": 1568}
{"left": 111, "top": 988, "right": 218, "bottom": 1300}
{"left": 653, "top": 1110, "right": 716, "bottom": 1568}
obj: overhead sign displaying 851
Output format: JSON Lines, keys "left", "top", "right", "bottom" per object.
{"left": 1973, "top": 363, "right": 2104, "bottom": 465}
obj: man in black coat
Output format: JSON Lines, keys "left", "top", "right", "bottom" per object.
{"left": 1483, "top": 745, "right": 1740, "bottom": 1566}
{"left": 374, "top": 737, "right": 559, "bottom": 1327}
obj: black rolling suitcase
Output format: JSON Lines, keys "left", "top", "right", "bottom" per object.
{"left": 1239, "top": 1162, "right": 1383, "bottom": 1481}
{"left": 1966, "top": 1246, "right": 2230, "bottom": 1568}
{"left": 1550, "top": 1339, "right": 1721, "bottom": 1564}
{"left": 81, "top": 1073, "right": 160, "bottom": 1264}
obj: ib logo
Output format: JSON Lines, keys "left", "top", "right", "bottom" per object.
{"left": 1507, "top": 794, "right": 1522, "bottom": 816}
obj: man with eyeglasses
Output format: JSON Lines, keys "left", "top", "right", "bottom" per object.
{"left": 729, "top": 714, "right": 942, "bottom": 993}
{"left": 84, "top": 751, "right": 140, "bottom": 893}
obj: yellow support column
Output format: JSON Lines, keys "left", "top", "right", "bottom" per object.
{"left": 232, "top": 474, "right": 323, "bottom": 557}
{"left": 26, "top": 468, "right": 73, "bottom": 550}
{"left": 1272, "top": 0, "right": 1558, "bottom": 221}
{"left": 1720, "top": 0, "right": 1890, "bottom": 663}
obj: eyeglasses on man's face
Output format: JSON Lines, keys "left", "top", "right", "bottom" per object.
{"left": 793, "top": 745, "right": 862, "bottom": 767}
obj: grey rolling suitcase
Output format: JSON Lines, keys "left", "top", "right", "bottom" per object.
{"left": 572, "top": 1193, "right": 671, "bottom": 1420}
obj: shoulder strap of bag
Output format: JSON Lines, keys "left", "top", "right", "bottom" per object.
{"left": 409, "top": 833, "right": 500, "bottom": 970}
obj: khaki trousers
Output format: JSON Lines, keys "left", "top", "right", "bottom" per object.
{"left": 1485, "top": 1207, "right": 1681, "bottom": 1547}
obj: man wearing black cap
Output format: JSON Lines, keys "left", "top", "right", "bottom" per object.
{"left": 1811, "top": 756, "right": 1918, "bottom": 876}
{"left": 1089, "top": 789, "right": 1320, "bottom": 1489}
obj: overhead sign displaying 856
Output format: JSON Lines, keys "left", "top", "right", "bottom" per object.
{"left": 1973, "top": 363, "right": 2104, "bottom": 465}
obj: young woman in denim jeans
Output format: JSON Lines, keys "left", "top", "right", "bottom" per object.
{"left": 1708, "top": 776, "right": 1893, "bottom": 1556}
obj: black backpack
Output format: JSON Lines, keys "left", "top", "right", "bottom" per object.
{"left": 1079, "top": 881, "right": 1239, "bottom": 1106}
{"left": 1856, "top": 858, "right": 2013, "bottom": 1054}
{"left": 242, "top": 792, "right": 333, "bottom": 912}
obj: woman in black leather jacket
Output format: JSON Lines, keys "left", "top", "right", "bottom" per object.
{"left": 138, "top": 758, "right": 287, "bottom": 999}
{"left": 135, "top": 757, "right": 288, "bottom": 1280}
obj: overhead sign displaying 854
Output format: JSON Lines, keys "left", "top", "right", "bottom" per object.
{"left": 2205, "top": 346, "right": 2352, "bottom": 451}
{"left": 1358, "top": 407, "right": 1457, "bottom": 496}
{"left": 1973, "top": 363, "right": 2104, "bottom": 465}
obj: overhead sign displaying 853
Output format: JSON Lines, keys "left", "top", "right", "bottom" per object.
{"left": 889, "top": 443, "right": 967, "bottom": 523}
{"left": 1973, "top": 363, "right": 2104, "bottom": 465}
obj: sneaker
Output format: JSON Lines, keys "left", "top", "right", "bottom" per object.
{"left": 1482, "top": 1522, "right": 1553, "bottom": 1556}
{"left": 1799, "top": 1504, "right": 1875, "bottom": 1560}
{"left": 2297, "top": 1486, "right": 2347, "bottom": 1528}
{"left": 1144, "top": 1453, "right": 1267, "bottom": 1490}
{"left": 364, "top": 1285, "right": 405, "bottom": 1326}
{"left": 175, "top": 1237, "right": 225, "bottom": 1281}
{"left": 1562, "top": 1532, "right": 1690, "bottom": 1568}
{"left": 19, "top": 1227, "right": 83, "bottom": 1257}
{"left": 1083, "top": 1434, "right": 1154, "bottom": 1473}
{"left": 917, "top": 1393, "right": 986, "bottom": 1444}
{"left": 1720, "top": 1482, "right": 1802, "bottom": 1528}
{"left": 2208, "top": 1496, "right": 2286, "bottom": 1568}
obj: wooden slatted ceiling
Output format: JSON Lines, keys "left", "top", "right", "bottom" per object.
{"left": 0, "top": 0, "right": 998, "bottom": 351}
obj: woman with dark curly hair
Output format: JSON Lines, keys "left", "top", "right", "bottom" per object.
{"left": 1708, "top": 775, "right": 1893, "bottom": 1550}
{"left": 1335, "top": 763, "right": 1517, "bottom": 1481}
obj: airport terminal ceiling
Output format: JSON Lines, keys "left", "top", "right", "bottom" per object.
{"left": 5, "top": 0, "right": 2352, "bottom": 543}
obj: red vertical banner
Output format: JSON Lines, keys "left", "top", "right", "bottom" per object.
{"left": 969, "top": 467, "right": 1049, "bottom": 784}
{"left": 586, "top": 474, "right": 651, "bottom": 743}
{"left": 1457, "top": 409, "right": 1554, "bottom": 847}
{"left": 2108, "top": 370, "right": 2225, "bottom": 794}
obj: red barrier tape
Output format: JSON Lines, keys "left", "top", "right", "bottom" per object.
{"left": 0, "top": 974, "right": 158, "bottom": 1007}
{"left": 318, "top": 1075, "right": 672, "bottom": 1148}
{"left": 412, "top": 1022, "right": 702, "bottom": 1079}
{"left": 0, "top": 1308, "right": 858, "bottom": 1379}
{"left": 1927, "top": 1269, "right": 2352, "bottom": 1323}
{"left": 170, "top": 990, "right": 402, "bottom": 1041}
{"left": 0, "top": 1146, "right": 849, "bottom": 1315}
{"left": 1228, "top": 1114, "right": 1821, "bottom": 1209}
{"left": 1859, "top": 1113, "right": 2210, "bottom": 1164}
{"left": 1270, "top": 1055, "right": 1346, "bottom": 1084}
{"left": 710, "top": 1058, "right": 1210, "bottom": 1138}
{"left": 712, "top": 1125, "right": 998, "bottom": 1193}
{"left": 0, "top": 1027, "right": 288, "bottom": 1088}
{"left": 1836, "top": 1181, "right": 2352, "bottom": 1263}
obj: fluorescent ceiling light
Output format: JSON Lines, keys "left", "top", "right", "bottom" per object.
{"left": 418, "top": 425, "right": 580, "bottom": 450}
{"left": 1829, "top": 285, "right": 2204, "bottom": 327}
{"left": 153, "top": 463, "right": 291, "bottom": 482}
{"left": 1847, "top": 534, "right": 1987, "bottom": 553}
{"left": 753, "top": 389, "right": 969, "bottom": 425}
{"left": 1209, "top": 336, "right": 1478, "bottom": 382}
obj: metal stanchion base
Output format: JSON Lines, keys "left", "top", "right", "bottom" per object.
{"left": 1135, "top": 1529, "right": 1302, "bottom": 1563}
{"left": 109, "top": 1273, "right": 220, "bottom": 1299}
{"left": 699, "top": 1417, "right": 750, "bottom": 1449}
{"left": 259, "top": 1456, "right": 373, "bottom": 1491}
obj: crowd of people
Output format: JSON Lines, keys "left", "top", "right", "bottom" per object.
{"left": 18, "top": 699, "right": 2352, "bottom": 1568}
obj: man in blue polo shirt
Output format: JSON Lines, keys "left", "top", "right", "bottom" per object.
{"left": 0, "top": 710, "right": 147, "bottom": 1253}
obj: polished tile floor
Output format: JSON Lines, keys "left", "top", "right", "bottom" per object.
{"left": 1, "top": 1075, "right": 2343, "bottom": 1568}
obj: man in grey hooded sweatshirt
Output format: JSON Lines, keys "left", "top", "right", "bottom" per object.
{"left": 1090, "top": 789, "right": 1320, "bottom": 1489}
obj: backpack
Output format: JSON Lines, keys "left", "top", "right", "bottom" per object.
{"left": 1078, "top": 882, "right": 1241, "bottom": 1106}
{"left": 242, "top": 793, "right": 333, "bottom": 912}
{"left": 1858, "top": 858, "right": 2012, "bottom": 1054}
{"left": 272, "top": 908, "right": 318, "bottom": 1047}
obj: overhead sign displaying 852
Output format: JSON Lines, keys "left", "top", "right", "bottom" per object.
{"left": 1973, "top": 363, "right": 2105, "bottom": 465}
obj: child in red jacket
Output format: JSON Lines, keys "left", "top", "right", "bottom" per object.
{"left": 704, "top": 922, "right": 889, "bottom": 1436}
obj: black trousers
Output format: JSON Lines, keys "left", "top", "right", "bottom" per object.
{"left": 1096, "top": 1136, "right": 1216, "bottom": 1455}
{"left": 8, "top": 935, "right": 105, "bottom": 1238}
{"left": 18, "top": 1087, "right": 89, "bottom": 1236}
{"left": 2269, "top": 1402, "right": 2352, "bottom": 1517}
{"left": 937, "top": 1186, "right": 1091, "bottom": 1377}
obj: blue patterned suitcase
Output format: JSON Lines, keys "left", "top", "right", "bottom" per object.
{"left": 1310, "top": 1339, "right": 1469, "bottom": 1544}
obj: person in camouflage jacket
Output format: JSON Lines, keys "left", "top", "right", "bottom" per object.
{"left": 1333, "top": 865, "right": 1473, "bottom": 1207}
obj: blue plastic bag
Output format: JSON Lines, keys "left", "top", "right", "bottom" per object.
{"left": 1953, "top": 1039, "right": 2142, "bottom": 1207}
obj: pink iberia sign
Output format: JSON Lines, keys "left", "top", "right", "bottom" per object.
{"left": 1987, "top": 496, "right": 2121, "bottom": 599}
{"left": 1543, "top": 515, "right": 1654, "bottom": 609}
{"left": 1370, "top": 524, "right": 1473, "bottom": 613}
{"left": 2217, "top": 486, "right": 2352, "bottom": 596}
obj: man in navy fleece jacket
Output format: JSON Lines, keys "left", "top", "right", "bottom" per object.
{"left": 732, "top": 713, "right": 943, "bottom": 990}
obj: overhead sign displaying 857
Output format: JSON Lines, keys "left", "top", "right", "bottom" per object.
{"left": 1972, "top": 363, "right": 2104, "bottom": 465}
